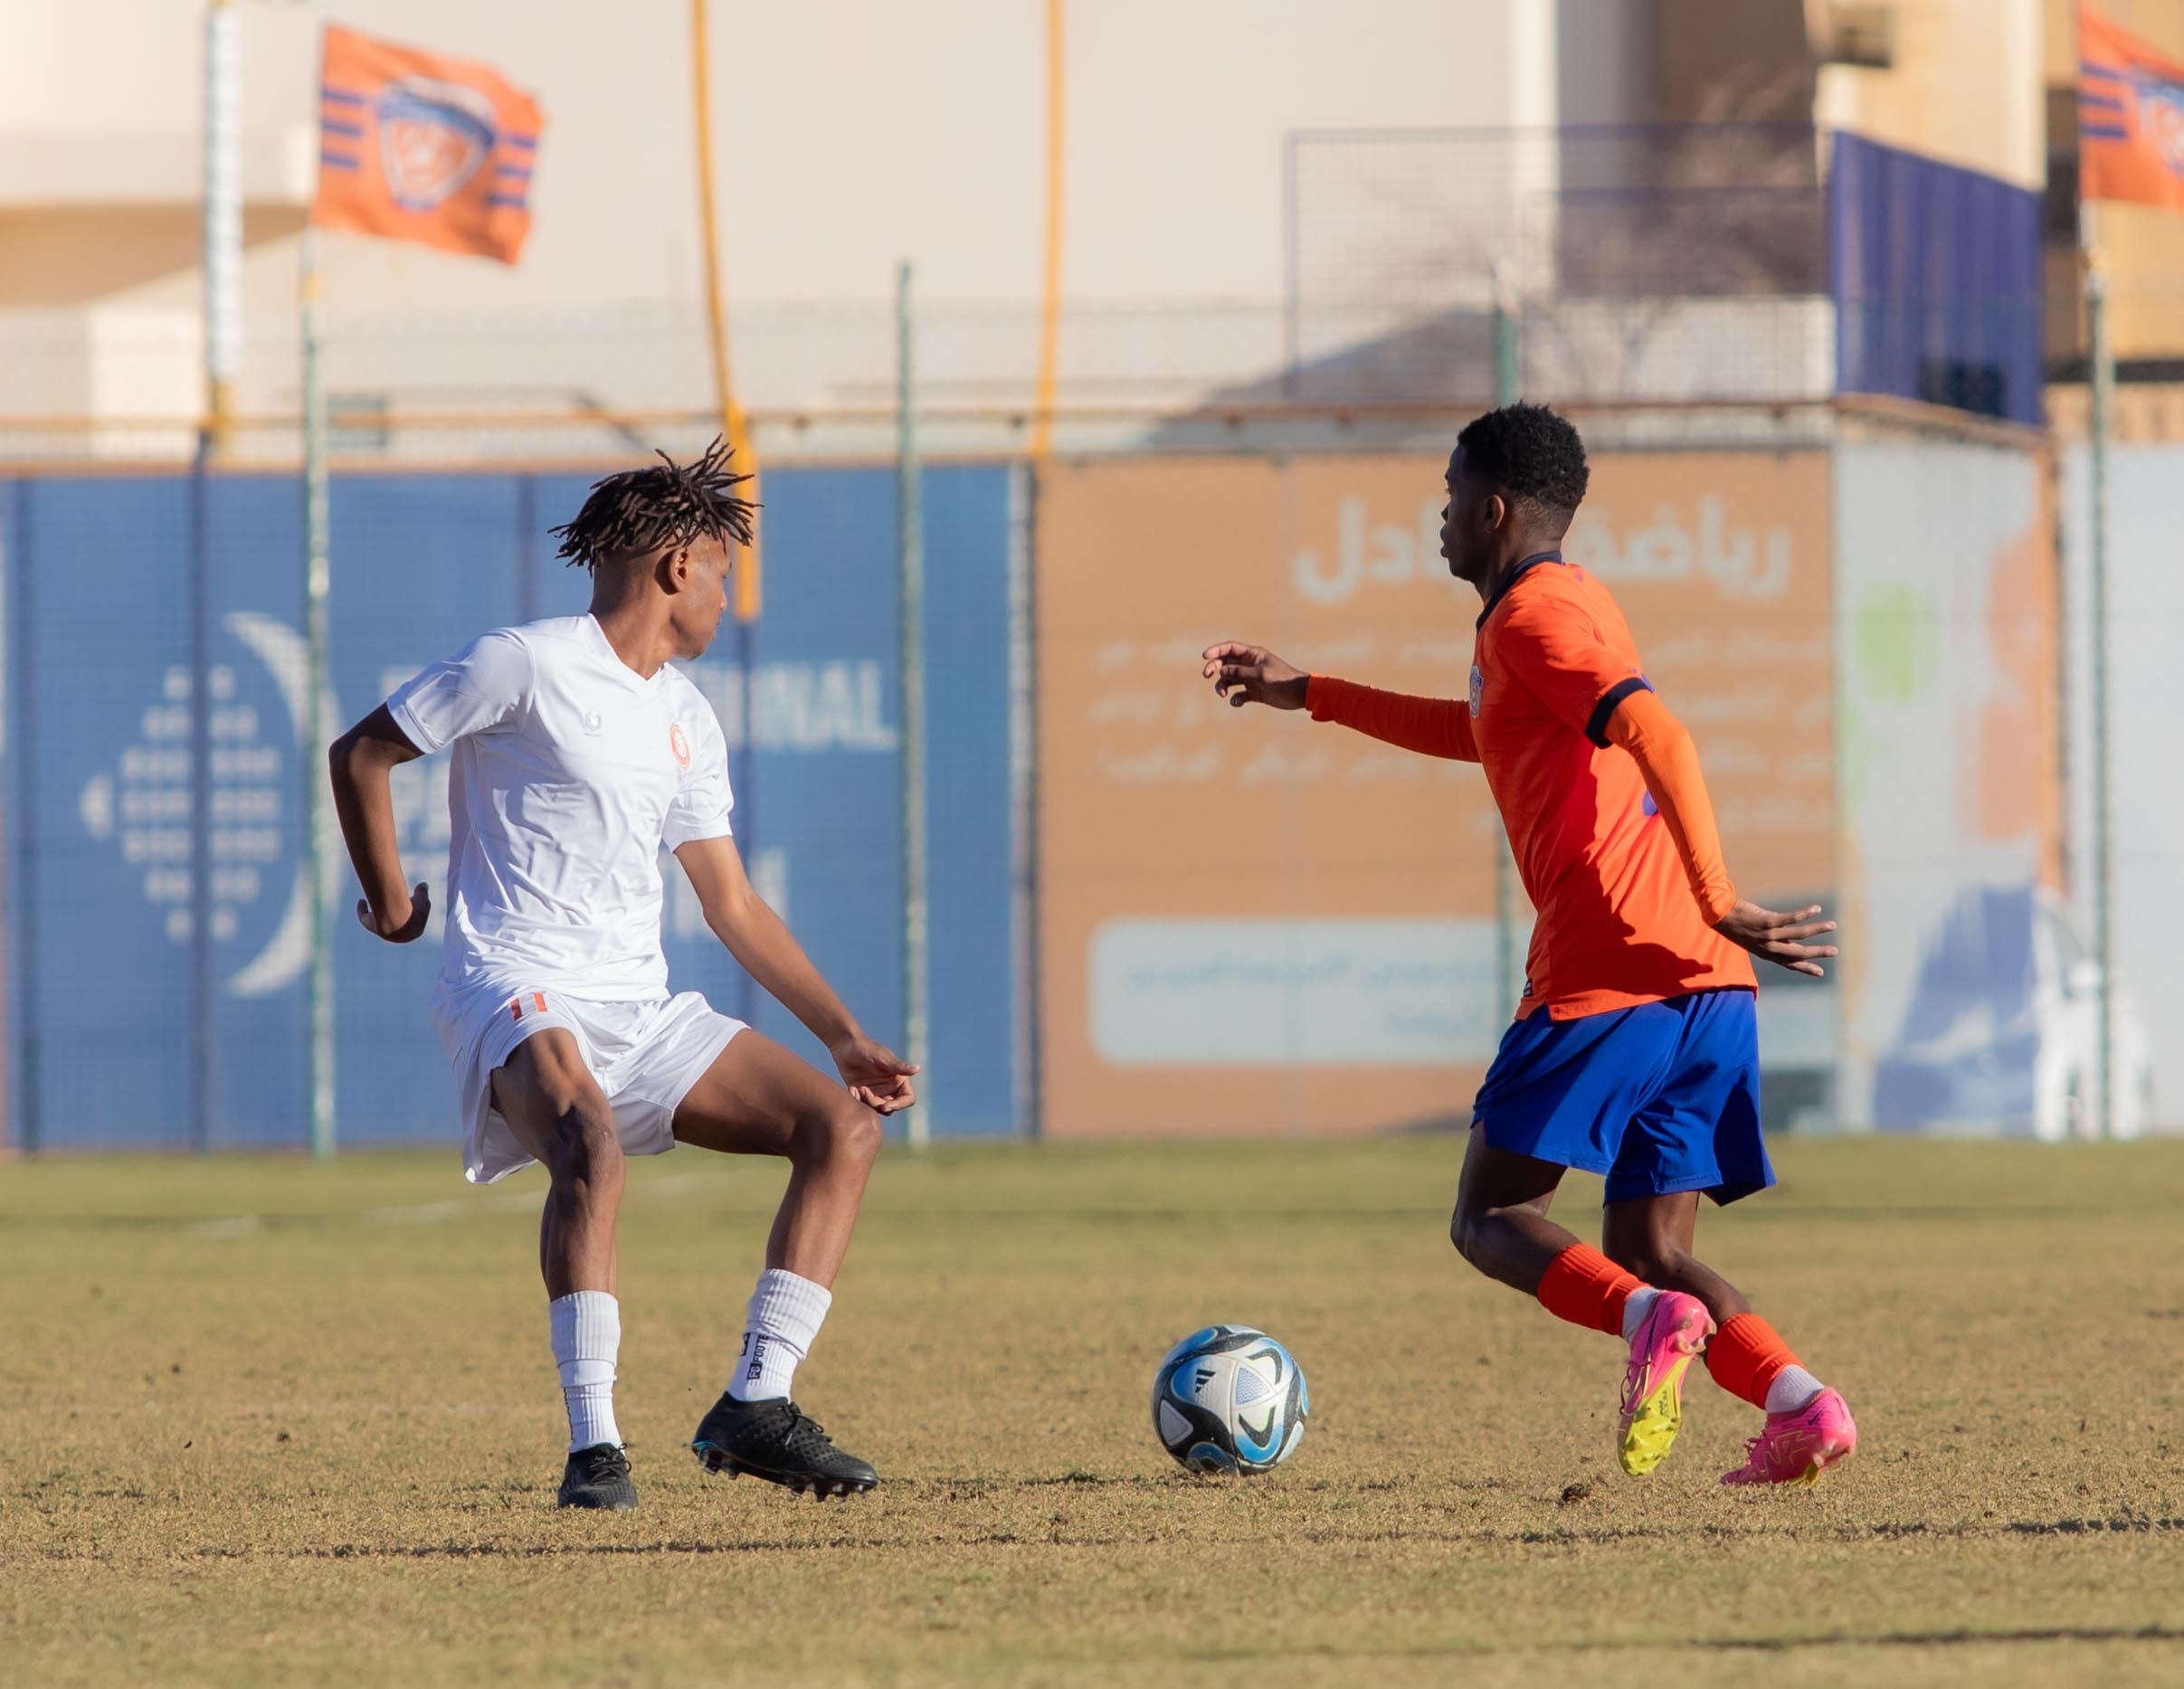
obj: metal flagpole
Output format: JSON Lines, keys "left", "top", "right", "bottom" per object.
{"left": 1489, "top": 260, "right": 1524, "bottom": 1011}
{"left": 2082, "top": 201, "right": 2116, "bottom": 1139}
{"left": 897, "top": 261, "right": 931, "bottom": 1147}
{"left": 204, "top": 0, "right": 242, "bottom": 456}
{"left": 302, "top": 228, "right": 337, "bottom": 1159}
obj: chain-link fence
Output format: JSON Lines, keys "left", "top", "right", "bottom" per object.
{"left": 1284, "top": 124, "right": 1832, "bottom": 407}
{"left": 0, "top": 298, "right": 1299, "bottom": 467}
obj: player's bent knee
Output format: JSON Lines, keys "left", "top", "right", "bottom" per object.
{"left": 790, "top": 1092, "right": 882, "bottom": 1172}
{"left": 829, "top": 1097, "right": 885, "bottom": 1169}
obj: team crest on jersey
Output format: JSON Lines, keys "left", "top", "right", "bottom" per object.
{"left": 1468, "top": 662, "right": 1485, "bottom": 717}
{"left": 376, "top": 75, "right": 496, "bottom": 210}
{"left": 580, "top": 709, "right": 603, "bottom": 735}
{"left": 669, "top": 722, "right": 691, "bottom": 768}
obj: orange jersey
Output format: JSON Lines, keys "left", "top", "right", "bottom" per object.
{"left": 1311, "top": 553, "right": 1753, "bottom": 1019}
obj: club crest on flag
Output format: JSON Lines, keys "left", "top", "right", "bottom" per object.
{"left": 377, "top": 77, "right": 497, "bottom": 211}
{"left": 2142, "top": 79, "right": 2184, "bottom": 179}
{"left": 312, "top": 24, "right": 543, "bottom": 265}
{"left": 2080, "top": 7, "right": 2184, "bottom": 213}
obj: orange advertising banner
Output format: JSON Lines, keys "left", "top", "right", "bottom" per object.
{"left": 1033, "top": 452, "right": 1833, "bottom": 1140}
{"left": 312, "top": 25, "right": 544, "bottom": 264}
{"left": 2079, "top": 7, "right": 2184, "bottom": 214}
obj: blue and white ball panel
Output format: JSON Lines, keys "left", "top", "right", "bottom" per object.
{"left": 1150, "top": 1324, "right": 1309, "bottom": 1476}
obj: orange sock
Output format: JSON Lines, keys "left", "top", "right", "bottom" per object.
{"left": 1705, "top": 1313, "right": 1799, "bottom": 1409}
{"left": 1536, "top": 1244, "right": 1644, "bottom": 1338}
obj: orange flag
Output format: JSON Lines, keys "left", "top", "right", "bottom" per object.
{"left": 2079, "top": 6, "right": 2184, "bottom": 214}
{"left": 312, "top": 25, "right": 544, "bottom": 264}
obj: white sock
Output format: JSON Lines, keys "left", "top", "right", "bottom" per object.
{"left": 549, "top": 1291, "right": 622, "bottom": 1453}
{"left": 727, "top": 1268, "right": 832, "bottom": 1402}
{"left": 1619, "top": 1286, "right": 1663, "bottom": 1343}
{"left": 1765, "top": 1364, "right": 1826, "bottom": 1415}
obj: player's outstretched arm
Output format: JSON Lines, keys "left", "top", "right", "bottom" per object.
{"left": 328, "top": 706, "right": 432, "bottom": 943}
{"left": 1601, "top": 689, "right": 1837, "bottom": 978}
{"left": 675, "top": 835, "right": 918, "bottom": 1115}
{"left": 1201, "top": 641, "right": 1478, "bottom": 760}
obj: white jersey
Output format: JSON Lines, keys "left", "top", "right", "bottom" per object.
{"left": 386, "top": 614, "right": 733, "bottom": 1002}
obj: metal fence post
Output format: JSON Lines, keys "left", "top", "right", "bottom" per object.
{"left": 2084, "top": 231, "right": 2116, "bottom": 1139}
{"left": 1490, "top": 259, "right": 1524, "bottom": 1013}
{"left": 1007, "top": 460, "right": 1040, "bottom": 1139}
{"left": 7, "top": 482, "right": 37, "bottom": 1153}
{"left": 897, "top": 261, "right": 931, "bottom": 1146}
{"left": 189, "top": 433, "right": 214, "bottom": 1153}
{"left": 302, "top": 230, "right": 336, "bottom": 1159}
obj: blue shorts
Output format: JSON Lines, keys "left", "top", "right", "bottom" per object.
{"left": 1471, "top": 988, "right": 1771, "bottom": 1206}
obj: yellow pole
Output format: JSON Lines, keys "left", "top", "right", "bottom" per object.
{"left": 690, "top": 0, "right": 760, "bottom": 619}
{"left": 1028, "top": 0, "right": 1066, "bottom": 460}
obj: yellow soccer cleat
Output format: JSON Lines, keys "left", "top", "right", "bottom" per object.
{"left": 1618, "top": 1291, "right": 1714, "bottom": 1476}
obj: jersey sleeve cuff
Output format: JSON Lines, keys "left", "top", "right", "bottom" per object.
{"left": 385, "top": 695, "right": 444, "bottom": 756}
{"left": 1306, "top": 674, "right": 1345, "bottom": 721}
{"left": 661, "top": 815, "right": 735, "bottom": 851}
{"left": 1584, "top": 676, "right": 1653, "bottom": 748}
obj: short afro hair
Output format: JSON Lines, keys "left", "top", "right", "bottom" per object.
{"left": 1454, "top": 403, "right": 1590, "bottom": 524}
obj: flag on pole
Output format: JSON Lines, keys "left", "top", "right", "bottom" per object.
{"left": 312, "top": 25, "right": 544, "bottom": 264}
{"left": 2079, "top": 6, "right": 2184, "bottom": 213}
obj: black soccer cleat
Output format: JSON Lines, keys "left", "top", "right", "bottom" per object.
{"left": 690, "top": 1394, "right": 879, "bottom": 1499}
{"left": 556, "top": 1442, "right": 639, "bottom": 1511}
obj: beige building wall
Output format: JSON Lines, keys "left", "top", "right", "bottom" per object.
{"left": 1627, "top": 0, "right": 2044, "bottom": 187}
{"left": 0, "top": 0, "right": 1560, "bottom": 430}
{"left": 1813, "top": 0, "right": 2046, "bottom": 188}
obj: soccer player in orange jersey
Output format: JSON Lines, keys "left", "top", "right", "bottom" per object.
{"left": 1204, "top": 404, "right": 1857, "bottom": 1485}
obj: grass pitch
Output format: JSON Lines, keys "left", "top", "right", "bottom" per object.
{"left": 4, "top": 1134, "right": 2182, "bottom": 1687}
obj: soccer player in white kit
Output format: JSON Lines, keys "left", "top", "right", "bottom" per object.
{"left": 328, "top": 442, "right": 915, "bottom": 1510}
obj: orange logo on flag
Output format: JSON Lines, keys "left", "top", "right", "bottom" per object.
{"left": 2080, "top": 7, "right": 2184, "bottom": 214}
{"left": 312, "top": 25, "right": 544, "bottom": 265}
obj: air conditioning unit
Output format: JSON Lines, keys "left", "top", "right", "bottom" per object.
{"left": 1823, "top": 2, "right": 1898, "bottom": 70}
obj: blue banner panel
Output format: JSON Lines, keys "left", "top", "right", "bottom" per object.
{"left": 5, "top": 463, "right": 1017, "bottom": 1153}
{"left": 1830, "top": 131, "right": 2044, "bottom": 427}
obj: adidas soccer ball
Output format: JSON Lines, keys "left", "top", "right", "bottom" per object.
{"left": 1151, "top": 1324, "right": 1309, "bottom": 1475}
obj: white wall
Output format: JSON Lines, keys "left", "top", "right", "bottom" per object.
{"left": 1832, "top": 440, "right": 2056, "bottom": 1133}
{"left": 2063, "top": 445, "right": 2184, "bottom": 1127}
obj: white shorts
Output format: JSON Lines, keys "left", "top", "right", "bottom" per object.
{"left": 432, "top": 982, "right": 745, "bottom": 1184}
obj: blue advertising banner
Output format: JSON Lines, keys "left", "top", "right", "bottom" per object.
{"left": 1830, "top": 131, "right": 2043, "bottom": 428}
{"left": 3, "top": 463, "right": 1019, "bottom": 1153}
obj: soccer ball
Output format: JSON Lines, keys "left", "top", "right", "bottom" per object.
{"left": 1150, "top": 1324, "right": 1308, "bottom": 1475}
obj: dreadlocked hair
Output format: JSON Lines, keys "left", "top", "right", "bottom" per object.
{"left": 549, "top": 436, "right": 758, "bottom": 573}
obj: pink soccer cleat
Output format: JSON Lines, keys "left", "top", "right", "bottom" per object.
{"left": 1618, "top": 1290, "right": 1714, "bottom": 1476}
{"left": 1721, "top": 1386, "right": 1858, "bottom": 1486}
